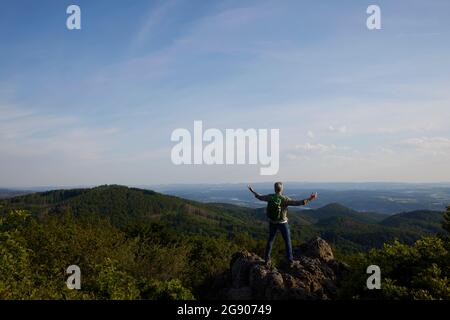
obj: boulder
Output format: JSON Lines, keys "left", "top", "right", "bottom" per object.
{"left": 294, "top": 237, "right": 334, "bottom": 262}
{"left": 219, "top": 237, "right": 350, "bottom": 300}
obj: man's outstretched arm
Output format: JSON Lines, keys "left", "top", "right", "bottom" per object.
{"left": 247, "top": 185, "right": 270, "bottom": 202}
{"left": 286, "top": 192, "right": 318, "bottom": 206}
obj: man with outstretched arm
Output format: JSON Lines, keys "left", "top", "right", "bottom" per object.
{"left": 248, "top": 182, "right": 318, "bottom": 267}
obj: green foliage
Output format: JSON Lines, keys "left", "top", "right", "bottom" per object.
{"left": 1, "top": 186, "right": 448, "bottom": 300}
{"left": 443, "top": 206, "right": 450, "bottom": 234}
{"left": 0, "top": 185, "right": 445, "bottom": 255}
{"left": 141, "top": 279, "right": 195, "bottom": 300}
{"left": 340, "top": 237, "right": 450, "bottom": 300}
{"left": 0, "top": 210, "right": 35, "bottom": 299}
{"left": 0, "top": 207, "right": 243, "bottom": 300}
{"left": 96, "top": 258, "right": 140, "bottom": 300}
{"left": 186, "top": 236, "right": 240, "bottom": 291}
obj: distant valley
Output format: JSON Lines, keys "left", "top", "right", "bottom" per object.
{"left": 150, "top": 182, "right": 450, "bottom": 214}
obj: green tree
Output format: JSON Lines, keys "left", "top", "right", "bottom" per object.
{"left": 140, "top": 279, "right": 195, "bottom": 300}
{"left": 443, "top": 206, "right": 450, "bottom": 234}
{"left": 96, "top": 258, "right": 140, "bottom": 300}
{"left": 0, "top": 210, "right": 35, "bottom": 299}
{"left": 340, "top": 237, "right": 450, "bottom": 300}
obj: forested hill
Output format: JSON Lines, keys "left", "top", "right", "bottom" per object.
{"left": 0, "top": 185, "right": 265, "bottom": 237}
{"left": 381, "top": 210, "right": 445, "bottom": 233}
{"left": 0, "top": 185, "right": 446, "bottom": 252}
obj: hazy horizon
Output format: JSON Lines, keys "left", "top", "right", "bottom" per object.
{"left": 3, "top": 180, "right": 450, "bottom": 191}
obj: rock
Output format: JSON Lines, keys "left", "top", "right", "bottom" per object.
{"left": 286, "top": 287, "right": 308, "bottom": 299}
{"left": 249, "top": 265, "right": 269, "bottom": 299}
{"left": 282, "top": 273, "right": 303, "bottom": 290}
{"left": 230, "top": 251, "right": 264, "bottom": 288}
{"left": 294, "top": 237, "right": 334, "bottom": 262}
{"left": 227, "top": 287, "right": 253, "bottom": 300}
{"left": 264, "top": 271, "right": 285, "bottom": 299}
{"left": 218, "top": 237, "right": 349, "bottom": 300}
{"left": 327, "top": 259, "right": 351, "bottom": 284}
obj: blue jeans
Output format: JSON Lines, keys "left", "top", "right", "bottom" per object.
{"left": 264, "top": 222, "right": 293, "bottom": 262}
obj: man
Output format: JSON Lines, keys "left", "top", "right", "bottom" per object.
{"left": 248, "top": 182, "right": 317, "bottom": 267}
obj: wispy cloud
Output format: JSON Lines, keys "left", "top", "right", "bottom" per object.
{"left": 400, "top": 137, "right": 450, "bottom": 156}
{"left": 0, "top": 104, "right": 32, "bottom": 119}
{"left": 286, "top": 142, "right": 352, "bottom": 160}
{"left": 328, "top": 125, "right": 347, "bottom": 134}
{"left": 0, "top": 105, "right": 76, "bottom": 140}
{"left": 129, "top": 0, "right": 180, "bottom": 52}
{"left": 0, "top": 105, "right": 118, "bottom": 161}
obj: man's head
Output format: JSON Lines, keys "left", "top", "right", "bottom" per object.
{"left": 274, "top": 182, "right": 283, "bottom": 194}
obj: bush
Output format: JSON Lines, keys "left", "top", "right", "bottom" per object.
{"left": 340, "top": 237, "right": 450, "bottom": 300}
{"left": 96, "top": 258, "right": 140, "bottom": 300}
{"left": 141, "top": 279, "right": 195, "bottom": 300}
{"left": 443, "top": 206, "right": 450, "bottom": 234}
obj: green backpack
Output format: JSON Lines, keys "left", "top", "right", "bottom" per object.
{"left": 267, "top": 194, "right": 284, "bottom": 221}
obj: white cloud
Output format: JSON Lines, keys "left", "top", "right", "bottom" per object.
{"left": 379, "top": 147, "right": 395, "bottom": 155}
{"left": 0, "top": 104, "right": 33, "bottom": 120}
{"left": 0, "top": 105, "right": 76, "bottom": 140}
{"left": 295, "top": 142, "right": 338, "bottom": 153}
{"left": 286, "top": 142, "right": 353, "bottom": 161}
{"left": 0, "top": 105, "right": 118, "bottom": 161}
{"left": 328, "top": 125, "right": 347, "bottom": 133}
{"left": 400, "top": 137, "right": 450, "bottom": 155}
{"left": 307, "top": 130, "right": 315, "bottom": 138}
{"left": 377, "top": 122, "right": 437, "bottom": 134}
{"left": 130, "top": 0, "right": 179, "bottom": 52}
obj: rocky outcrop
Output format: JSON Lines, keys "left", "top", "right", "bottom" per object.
{"left": 217, "top": 237, "right": 350, "bottom": 300}
{"left": 294, "top": 237, "right": 334, "bottom": 262}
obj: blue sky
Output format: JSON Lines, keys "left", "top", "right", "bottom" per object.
{"left": 1, "top": 0, "right": 450, "bottom": 187}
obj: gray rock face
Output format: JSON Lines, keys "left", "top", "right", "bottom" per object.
{"left": 221, "top": 237, "right": 349, "bottom": 300}
{"left": 294, "top": 237, "right": 335, "bottom": 262}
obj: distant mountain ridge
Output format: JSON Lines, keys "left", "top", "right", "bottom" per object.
{"left": 3, "top": 182, "right": 450, "bottom": 213}
{"left": 0, "top": 185, "right": 266, "bottom": 238}
{"left": 152, "top": 183, "right": 450, "bottom": 214}
{"left": 0, "top": 188, "right": 31, "bottom": 199}
{"left": 0, "top": 185, "right": 446, "bottom": 253}
{"left": 298, "top": 203, "right": 387, "bottom": 224}
{"left": 381, "top": 210, "right": 444, "bottom": 234}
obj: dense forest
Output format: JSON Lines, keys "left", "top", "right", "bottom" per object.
{"left": 0, "top": 185, "right": 449, "bottom": 299}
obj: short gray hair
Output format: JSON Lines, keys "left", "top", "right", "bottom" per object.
{"left": 274, "top": 182, "right": 283, "bottom": 193}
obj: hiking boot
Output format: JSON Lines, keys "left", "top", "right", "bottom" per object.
{"left": 279, "top": 259, "right": 295, "bottom": 270}
{"left": 264, "top": 260, "right": 272, "bottom": 268}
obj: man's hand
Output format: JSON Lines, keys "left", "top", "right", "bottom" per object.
{"left": 247, "top": 185, "right": 256, "bottom": 194}
{"left": 309, "top": 192, "right": 318, "bottom": 201}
